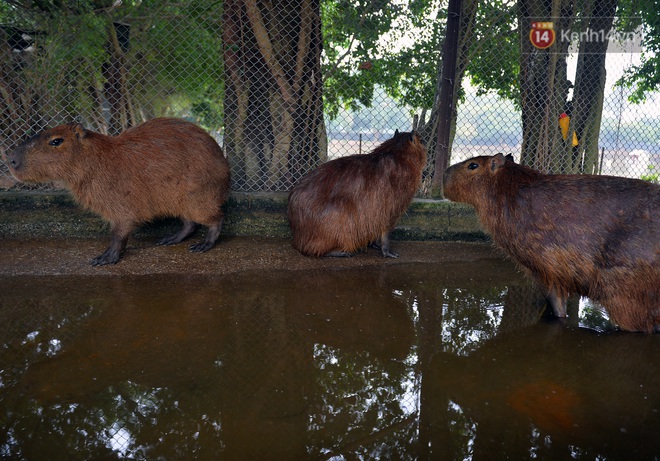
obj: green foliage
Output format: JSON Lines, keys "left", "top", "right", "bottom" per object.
{"left": 1, "top": 0, "right": 223, "bottom": 129}
{"left": 466, "top": 1, "right": 520, "bottom": 105}
{"left": 321, "top": 0, "right": 522, "bottom": 119}
{"left": 615, "top": 0, "right": 660, "bottom": 103}
{"left": 119, "top": 0, "right": 223, "bottom": 127}
{"left": 640, "top": 165, "right": 659, "bottom": 183}
{"left": 321, "top": 0, "right": 444, "bottom": 119}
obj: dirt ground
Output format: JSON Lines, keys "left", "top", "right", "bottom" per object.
{"left": 0, "top": 236, "right": 504, "bottom": 277}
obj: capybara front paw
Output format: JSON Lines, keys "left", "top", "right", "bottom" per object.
{"left": 382, "top": 250, "right": 400, "bottom": 258}
{"left": 90, "top": 254, "right": 119, "bottom": 266}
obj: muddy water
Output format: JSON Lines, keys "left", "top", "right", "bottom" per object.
{"left": 1, "top": 261, "right": 659, "bottom": 460}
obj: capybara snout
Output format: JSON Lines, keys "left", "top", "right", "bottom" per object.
{"left": 443, "top": 153, "right": 516, "bottom": 204}
{"left": 8, "top": 124, "right": 86, "bottom": 184}
{"left": 443, "top": 155, "right": 495, "bottom": 204}
{"left": 444, "top": 153, "right": 660, "bottom": 333}
{"left": 288, "top": 130, "right": 427, "bottom": 258}
{"left": 7, "top": 118, "right": 231, "bottom": 265}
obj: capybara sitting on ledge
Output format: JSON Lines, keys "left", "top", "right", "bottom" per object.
{"left": 288, "top": 131, "right": 426, "bottom": 258}
{"left": 5, "top": 118, "right": 230, "bottom": 265}
{"left": 443, "top": 153, "right": 659, "bottom": 333}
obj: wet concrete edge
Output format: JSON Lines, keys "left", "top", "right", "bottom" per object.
{"left": 0, "top": 191, "right": 487, "bottom": 242}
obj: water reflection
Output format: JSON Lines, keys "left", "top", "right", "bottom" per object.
{"left": 428, "top": 325, "right": 660, "bottom": 460}
{"left": 1, "top": 261, "right": 658, "bottom": 460}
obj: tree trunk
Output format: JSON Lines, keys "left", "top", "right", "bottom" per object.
{"left": 518, "top": 0, "right": 574, "bottom": 173}
{"left": 567, "top": 0, "right": 617, "bottom": 174}
{"left": 223, "top": 0, "right": 325, "bottom": 191}
{"left": 421, "top": 0, "right": 478, "bottom": 197}
{"left": 429, "top": 0, "right": 462, "bottom": 198}
{"left": 0, "top": 28, "right": 46, "bottom": 149}
{"left": 103, "top": 22, "right": 133, "bottom": 136}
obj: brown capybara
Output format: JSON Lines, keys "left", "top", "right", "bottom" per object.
{"left": 288, "top": 131, "right": 426, "bottom": 258}
{"left": 5, "top": 118, "right": 230, "bottom": 265}
{"left": 443, "top": 153, "right": 660, "bottom": 333}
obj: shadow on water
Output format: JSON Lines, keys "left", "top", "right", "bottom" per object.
{"left": 1, "top": 259, "right": 659, "bottom": 460}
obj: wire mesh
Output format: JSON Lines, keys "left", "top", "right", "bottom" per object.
{"left": 0, "top": 1, "right": 657, "bottom": 193}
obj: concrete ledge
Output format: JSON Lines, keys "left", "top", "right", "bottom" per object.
{"left": 0, "top": 191, "right": 487, "bottom": 241}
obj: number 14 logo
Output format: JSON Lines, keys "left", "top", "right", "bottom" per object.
{"left": 530, "top": 22, "right": 556, "bottom": 49}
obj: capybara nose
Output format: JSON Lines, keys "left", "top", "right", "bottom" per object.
{"left": 4, "top": 148, "right": 25, "bottom": 172}
{"left": 7, "top": 153, "right": 20, "bottom": 169}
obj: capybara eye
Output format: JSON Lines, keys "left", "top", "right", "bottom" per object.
{"left": 49, "top": 138, "right": 64, "bottom": 147}
{"left": 468, "top": 162, "right": 479, "bottom": 170}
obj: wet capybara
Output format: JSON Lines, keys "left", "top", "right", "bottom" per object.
{"left": 288, "top": 131, "right": 427, "bottom": 257}
{"left": 443, "top": 153, "right": 660, "bottom": 333}
{"left": 5, "top": 118, "right": 230, "bottom": 265}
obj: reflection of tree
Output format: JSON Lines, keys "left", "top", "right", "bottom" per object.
{"left": 415, "top": 283, "right": 514, "bottom": 460}
{"left": 1, "top": 270, "right": 418, "bottom": 458}
{"left": 428, "top": 324, "right": 660, "bottom": 459}
{"left": 1, "top": 260, "right": 585, "bottom": 459}
{"left": 307, "top": 345, "right": 418, "bottom": 459}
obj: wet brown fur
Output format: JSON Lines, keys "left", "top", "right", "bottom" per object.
{"left": 288, "top": 131, "right": 427, "bottom": 257}
{"left": 6, "top": 118, "right": 230, "bottom": 265}
{"left": 443, "top": 153, "right": 660, "bottom": 333}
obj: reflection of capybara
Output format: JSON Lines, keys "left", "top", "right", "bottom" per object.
{"left": 288, "top": 131, "right": 426, "bottom": 257}
{"left": 5, "top": 118, "right": 230, "bottom": 265}
{"left": 443, "top": 153, "right": 660, "bottom": 333}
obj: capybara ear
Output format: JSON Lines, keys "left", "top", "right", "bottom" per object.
{"left": 491, "top": 153, "right": 506, "bottom": 171}
{"left": 505, "top": 153, "right": 515, "bottom": 163}
{"left": 72, "top": 123, "right": 87, "bottom": 140}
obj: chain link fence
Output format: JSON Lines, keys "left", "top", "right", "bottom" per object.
{"left": 1, "top": 1, "right": 658, "bottom": 193}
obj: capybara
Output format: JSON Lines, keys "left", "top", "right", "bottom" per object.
{"left": 443, "top": 153, "right": 659, "bottom": 333}
{"left": 288, "top": 131, "right": 426, "bottom": 257}
{"left": 5, "top": 118, "right": 230, "bottom": 265}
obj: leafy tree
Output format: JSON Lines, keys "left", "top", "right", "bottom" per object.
{"left": 0, "top": 0, "right": 223, "bottom": 148}
{"left": 467, "top": 1, "right": 519, "bottom": 104}
{"left": 322, "top": 0, "right": 625, "bottom": 177}
{"left": 321, "top": 0, "right": 443, "bottom": 119}
{"left": 616, "top": 0, "right": 659, "bottom": 103}
{"left": 320, "top": 0, "right": 522, "bottom": 191}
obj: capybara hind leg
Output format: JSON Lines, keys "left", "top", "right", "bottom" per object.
{"left": 373, "top": 232, "right": 399, "bottom": 258}
{"left": 158, "top": 220, "right": 198, "bottom": 246}
{"left": 606, "top": 293, "right": 655, "bottom": 333}
{"left": 189, "top": 217, "right": 223, "bottom": 253}
{"left": 546, "top": 290, "right": 568, "bottom": 318}
{"left": 91, "top": 231, "right": 130, "bottom": 266}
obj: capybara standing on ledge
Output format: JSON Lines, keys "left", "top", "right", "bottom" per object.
{"left": 443, "top": 153, "right": 659, "bottom": 333}
{"left": 5, "top": 118, "right": 230, "bottom": 265}
{"left": 288, "top": 131, "right": 426, "bottom": 258}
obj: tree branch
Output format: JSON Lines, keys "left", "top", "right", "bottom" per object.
{"left": 243, "top": 0, "right": 296, "bottom": 110}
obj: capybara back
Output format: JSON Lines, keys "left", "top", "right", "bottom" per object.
{"left": 443, "top": 153, "right": 659, "bottom": 332}
{"left": 5, "top": 118, "right": 230, "bottom": 265}
{"left": 288, "top": 131, "right": 426, "bottom": 257}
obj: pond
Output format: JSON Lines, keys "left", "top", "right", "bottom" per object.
{"left": 1, "top": 260, "right": 659, "bottom": 460}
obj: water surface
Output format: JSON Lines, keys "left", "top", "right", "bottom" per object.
{"left": 1, "top": 261, "right": 659, "bottom": 460}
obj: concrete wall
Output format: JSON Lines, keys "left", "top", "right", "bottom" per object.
{"left": 0, "top": 191, "right": 488, "bottom": 242}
